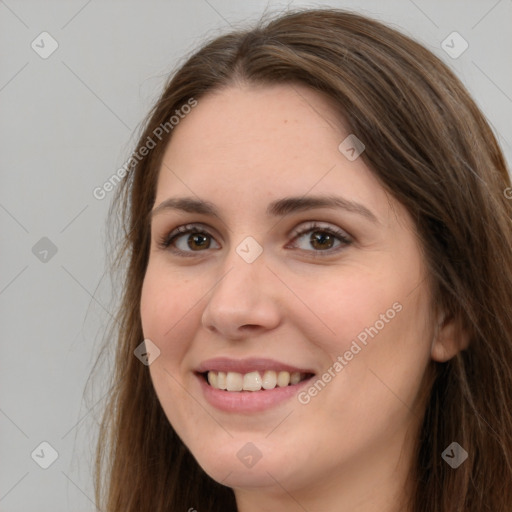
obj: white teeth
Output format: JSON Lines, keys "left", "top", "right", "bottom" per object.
{"left": 277, "top": 371, "right": 290, "bottom": 387}
{"left": 243, "top": 371, "right": 262, "bottom": 391}
{"left": 290, "top": 372, "right": 301, "bottom": 385}
{"left": 226, "top": 371, "right": 243, "bottom": 391}
{"left": 207, "top": 371, "right": 217, "bottom": 387}
{"left": 262, "top": 370, "right": 277, "bottom": 389}
{"left": 217, "top": 371, "right": 227, "bottom": 390}
{"left": 206, "top": 370, "right": 309, "bottom": 391}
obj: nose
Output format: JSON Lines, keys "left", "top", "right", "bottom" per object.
{"left": 201, "top": 253, "right": 281, "bottom": 340}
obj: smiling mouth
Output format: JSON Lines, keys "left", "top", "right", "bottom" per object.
{"left": 200, "top": 370, "right": 315, "bottom": 392}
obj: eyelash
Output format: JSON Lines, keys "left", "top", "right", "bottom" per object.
{"left": 156, "top": 222, "right": 353, "bottom": 258}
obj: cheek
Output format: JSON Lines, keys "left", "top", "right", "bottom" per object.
{"left": 140, "top": 263, "right": 206, "bottom": 431}
{"left": 140, "top": 262, "right": 197, "bottom": 366}
{"left": 292, "top": 259, "right": 432, "bottom": 407}
{"left": 289, "top": 265, "right": 404, "bottom": 359}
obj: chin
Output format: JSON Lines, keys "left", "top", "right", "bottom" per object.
{"left": 188, "top": 436, "right": 304, "bottom": 490}
{"left": 210, "top": 464, "right": 275, "bottom": 488}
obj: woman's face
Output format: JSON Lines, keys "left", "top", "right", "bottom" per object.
{"left": 141, "top": 83, "right": 437, "bottom": 504}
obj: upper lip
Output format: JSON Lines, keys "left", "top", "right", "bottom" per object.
{"left": 196, "top": 357, "right": 316, "bottom": 375}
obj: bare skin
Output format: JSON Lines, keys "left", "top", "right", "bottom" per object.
{"left": 140, "top": 83, "right": 465, "bottom": 511}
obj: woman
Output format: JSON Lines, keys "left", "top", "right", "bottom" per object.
{"left": 94, "top": 8, "right": 512, "bottom": 511}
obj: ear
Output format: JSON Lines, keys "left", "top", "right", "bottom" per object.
{"left": 431, "top": 312, "right": 470, "bottom": 362}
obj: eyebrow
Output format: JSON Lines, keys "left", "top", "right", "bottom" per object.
{"left": 150, "top": 195, "right": 378, "bottom": 224}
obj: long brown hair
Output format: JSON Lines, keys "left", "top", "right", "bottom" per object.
{"left": 94, "top": 8, "right": 512, "bottom": 511}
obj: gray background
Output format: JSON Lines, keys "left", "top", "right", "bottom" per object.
{"left": 1, "top": 1, "right": 511, "bottom": 510}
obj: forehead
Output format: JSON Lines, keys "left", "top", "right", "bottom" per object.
{"left": 161, "top": 83, "right": 345, "bottom": 167}
{"left": 154, "top": 84, "right": 394, "bottom": 223}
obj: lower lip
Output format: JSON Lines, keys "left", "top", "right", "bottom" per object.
{"left": 196, "top": 373, "right": 314, "bottom": 413}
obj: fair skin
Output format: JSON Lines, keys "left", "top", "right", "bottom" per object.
{"left": 140, "top": 83, "right": 462, "bottom": 511}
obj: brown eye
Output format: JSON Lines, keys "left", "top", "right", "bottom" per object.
{"left": 309, "top": 231, "right": 336, "bottom": 250}
{"left": 289, "top": 222, "right": 352, "bottom": 255}
{"left": 157, "top": 223, "right": 220, "bottom": 256}
{"left": 186, "top": 233, "right": 212, "bottom": 251}
{"left": 158, "top": 221, "right": 352, "bottom": 258}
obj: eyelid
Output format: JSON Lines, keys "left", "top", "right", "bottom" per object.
{"left": 157, "top": 222, "right": 219, "bottom": 251}
{"left": 288, "top": 221, "right": 352, "bottom": 241}
{"left": 157, "top": 220, "right": 353, "bottom": 256}
{"left": 285, "top": 221, "right": 352, "bottom": 256}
